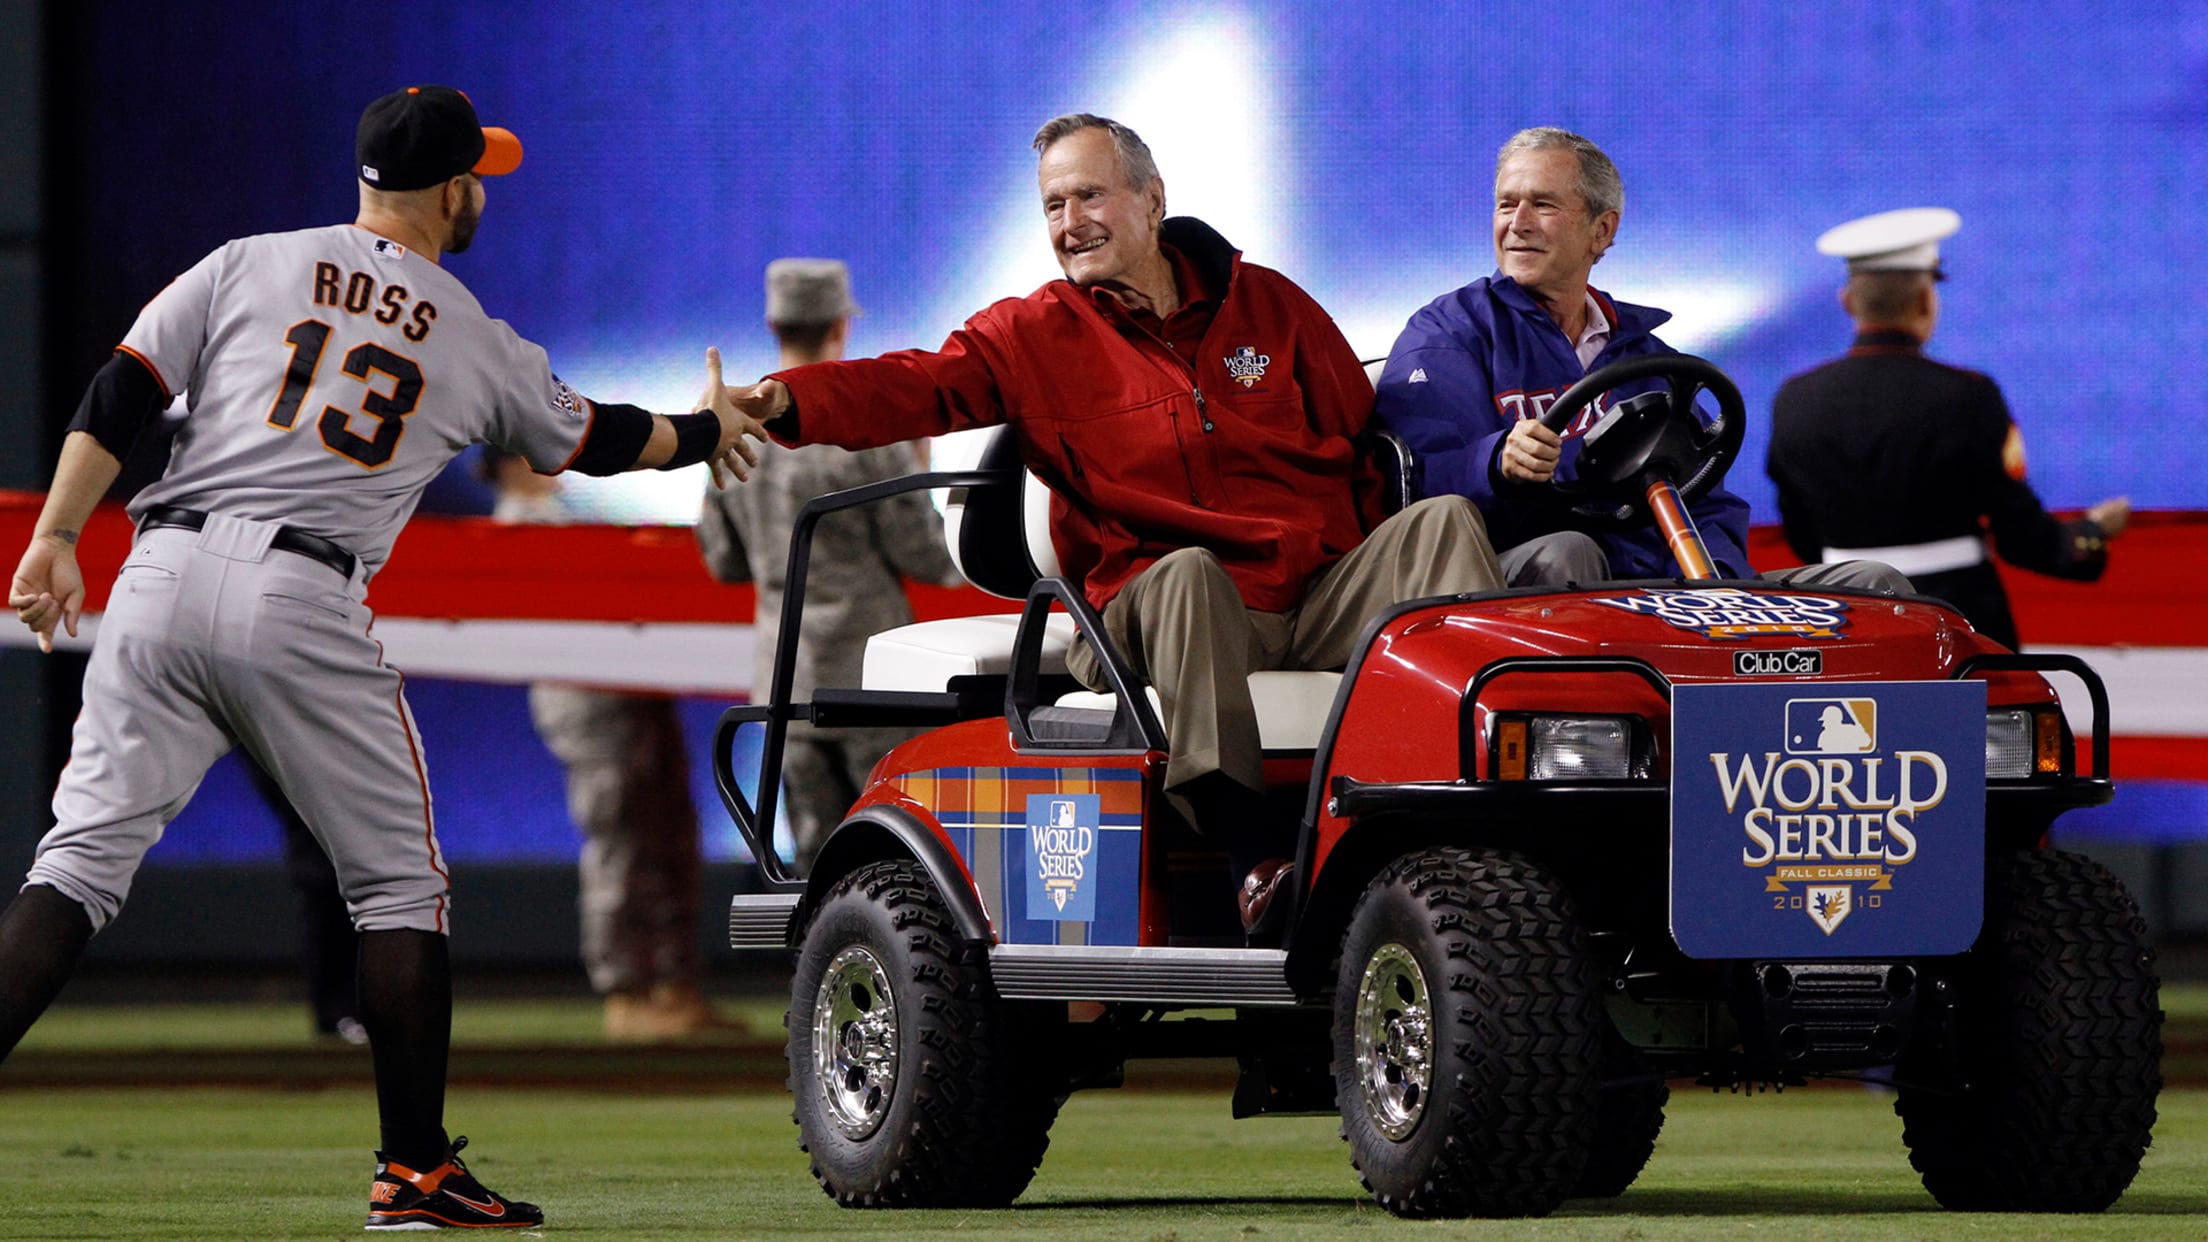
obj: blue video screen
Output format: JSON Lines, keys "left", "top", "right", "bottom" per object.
{"left": 77, "top": 2, "right": 2205, "bottom": 522}
{"left": 70, "top": 1, "right": 2203, "bottom": 864}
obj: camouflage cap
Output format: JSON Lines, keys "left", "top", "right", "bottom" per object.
{"left": 765, "top": 258, "right": 860, "bottom": 327}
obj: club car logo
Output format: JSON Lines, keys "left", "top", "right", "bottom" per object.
{"left": 1593, "top": 588, "right": 1851, "bottom": 641}
{"left": 1735, "top": 648, "right": 1823, "bottom": 676}
{"left": 1224, "top": 345, "right": 1271, "bottom": 388}
{"left": 1712, "top": 696, "right": 1951, "bottom": 936}
{"left": 1026, "top": 794, "right": 1099, "bottom": 920}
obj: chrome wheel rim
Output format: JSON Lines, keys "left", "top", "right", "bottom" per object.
{"left": 811, "top": 944, "right": 899, "bottom": 1139}
{"left": 1354, "top": 942, "right": 1433, "bottom": 1140}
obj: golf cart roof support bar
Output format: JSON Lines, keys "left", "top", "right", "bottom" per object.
{"left": 717, "top": 465, "right": 1019, "bottom": 892}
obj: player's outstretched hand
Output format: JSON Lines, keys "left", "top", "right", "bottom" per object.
{"left": 697, "top": 347, "right": 775, "bottom": 489}
{"left": 9, "top": 534, "right": 86, "bottom": 654}
{"left": 2087, "top": 495, "right": 2132, "bottom": 539}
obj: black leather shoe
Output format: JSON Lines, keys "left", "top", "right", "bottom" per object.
{"left": 1237, "top": 859, "right": 1295, "bottom": 935}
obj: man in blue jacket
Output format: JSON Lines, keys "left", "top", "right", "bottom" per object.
{"left": 1374, "top": 127, "right": 1899, "bottom": 592}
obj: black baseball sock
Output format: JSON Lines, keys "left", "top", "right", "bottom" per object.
{"left": 0, "top": 884, "right": 95, "bottom": 1062}
{"left": 357, "top": 928, "right": 453, "bottom": 1169}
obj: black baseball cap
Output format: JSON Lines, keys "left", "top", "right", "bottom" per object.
{"left": 356, "top": 85, "right": 523, "bottom": 192}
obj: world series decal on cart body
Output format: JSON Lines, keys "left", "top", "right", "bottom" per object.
{"left": 1670, "top": 680, "right": 1987, "bottom": 958}
{"left": 1592, "top": 587, "right": 1853, "bottom": 641}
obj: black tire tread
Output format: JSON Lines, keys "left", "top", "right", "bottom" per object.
{"left": 789, "top": 860, "right": 1058, "bottom": 1208}
{"left": 1895, "top": 848, "right": 2161, "bottom": 1212}
{"left": 1333, "top": 846, "right": 1600, "bottom": 1218}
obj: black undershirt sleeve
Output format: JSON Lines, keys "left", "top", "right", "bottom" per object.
{"left": 65, "top": 350, "right": 169, "bottom": 461}
{"left": 566, "top": 401, "right": 657, "bottom": 476}
{"left": 654, "top": 411, "right": 721, "bottom": 470}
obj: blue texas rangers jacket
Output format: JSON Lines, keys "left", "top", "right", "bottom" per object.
{"left": 1372, "top": 274, "right": 1752, "bottom": 578}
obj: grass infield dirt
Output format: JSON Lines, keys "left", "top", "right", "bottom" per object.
{"left": 3, "top": 988, "right": 2207, "bottom": 1239}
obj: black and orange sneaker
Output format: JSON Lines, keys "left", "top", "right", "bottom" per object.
{"left": 364, "top": 1136, "right": 542, "bottom": 1231}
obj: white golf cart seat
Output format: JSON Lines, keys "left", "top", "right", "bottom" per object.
{"left": 857, "top": 426, "right": 1345, "bottom": 755}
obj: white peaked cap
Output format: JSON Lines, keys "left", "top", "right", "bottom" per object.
{"left": 1815, "top": 207, "right": 1962, "bottom": 273}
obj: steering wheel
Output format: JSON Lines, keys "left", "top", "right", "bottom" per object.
{"left": 1536, "top": 353, "right": 1745, "bottom": 529}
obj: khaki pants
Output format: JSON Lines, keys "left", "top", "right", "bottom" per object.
{"left": 1066, "top": 497, "right": 1504, "bottom": 794}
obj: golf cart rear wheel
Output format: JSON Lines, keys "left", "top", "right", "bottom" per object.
{"left": 788, "top": 859, "right": 1060, "bottom": 1207}
{"left": 1332, "top": 847, "right": 1600, "bottom": 1218}
{"left": 1896, "top": 848, "right": 2161, "bottom": 1212}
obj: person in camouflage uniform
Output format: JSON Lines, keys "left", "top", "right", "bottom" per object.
{"left": 697, "top": 259, "right": 957, "bottom": 872}
{"left": 484, "top": 452, "right": 729, "bottom": 1043}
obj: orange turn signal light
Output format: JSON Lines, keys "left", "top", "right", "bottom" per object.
{"left": 1496, "top": 718, "right": 1528, "bottom": 781}
{"left": 2034, "top": 709, "right": 2064, "bottom": 775}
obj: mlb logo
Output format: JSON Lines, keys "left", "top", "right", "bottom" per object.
{"left": 1224, "top": 345, "right": 1271, "bottom": 388}
{"left": 1785, "top": 697, "right": 1876, "bottom": 755}
{"left": 1025, "top": 792, "right": 1100, "bottom": 923}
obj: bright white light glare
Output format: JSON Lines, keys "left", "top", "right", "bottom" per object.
{"left": 944, "top": 8, "right": 1281, "bottom": 335}
{"left": 1606, "top": 279, "right": 1775, "bottom": 354}
{"left": 1589, "top": 233, "right": 1784, "bottom": 353}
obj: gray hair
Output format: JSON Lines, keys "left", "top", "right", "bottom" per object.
{"left": 1032, "top": 112, "right": 1161, "bottom": 192}
{"left": 1496, "top": 127, "right": 1623, "bottom": 220}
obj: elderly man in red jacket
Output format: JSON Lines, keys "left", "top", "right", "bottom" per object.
{"left": 732, "top": 113, "right": 1502, "bottom": 932}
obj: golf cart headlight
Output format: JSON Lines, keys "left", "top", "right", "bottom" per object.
{"left": 1986, "top": 708, "right": 2066, "bottom": 778}
{"left": 1985, "top": 709, "right": 2033, "bottom": 779}
{"left": 1527, "top": 715, "right": 1633, "bottom": 781}
{"left": 1987, "top": 707, "right": 2066, "bottom": 773}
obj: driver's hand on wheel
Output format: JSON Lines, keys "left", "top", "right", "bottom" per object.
{"left": 1500, "top": 419, "right": 1563, "bottom": 483}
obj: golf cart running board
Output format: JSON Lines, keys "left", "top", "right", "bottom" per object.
{"left": 987, "top": 945, "right": 1301, "bottom": 1007}
{"left": 728, "top": 893, "right": 803, "bottom": 948}
{"left": 730, "top": 897, "right": 1299, "bottom": 1013}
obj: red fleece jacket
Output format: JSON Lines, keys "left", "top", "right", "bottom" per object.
{"left": 770, "top": 218, "right": 1379, "bottom": 613}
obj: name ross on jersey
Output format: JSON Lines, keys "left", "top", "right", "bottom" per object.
{"left": 313, "top": 262, "right": 438, "bottom": 342}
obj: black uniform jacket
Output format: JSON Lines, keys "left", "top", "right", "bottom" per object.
{"left": 1767, "top": 330, "right": 2108, "bottom": 650}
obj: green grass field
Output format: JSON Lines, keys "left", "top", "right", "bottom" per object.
{"left": 4, "top": 988, "right": 2206, "bottom": 1240}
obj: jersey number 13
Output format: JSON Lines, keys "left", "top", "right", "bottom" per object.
{"left": 266, "top": 319, "right": 424, "bottom": 469}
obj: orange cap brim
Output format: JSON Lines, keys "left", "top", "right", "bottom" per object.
{"left": 474, "top": 127, "right": 523, "bottom": 177}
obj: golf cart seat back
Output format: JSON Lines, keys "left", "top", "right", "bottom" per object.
{"left": 859, "top": 425, "right": 1345, "bottom": 755}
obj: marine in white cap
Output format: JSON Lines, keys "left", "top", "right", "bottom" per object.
{"left": 1767, "top": 207, "right": 2129, "bottom": 651}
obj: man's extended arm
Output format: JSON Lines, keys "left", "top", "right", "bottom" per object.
{"left": 1976, "top": 388, "right": 2113, "bottom": 582}
{"left": 755, "top": 321, "right": 1011, "bottom": 450}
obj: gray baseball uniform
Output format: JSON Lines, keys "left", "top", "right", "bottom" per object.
{"left": 696, "top": 437, "right": 955, "bottom": 867}
{"left": 29, "top": 223, "right": 596, "bottom": 933}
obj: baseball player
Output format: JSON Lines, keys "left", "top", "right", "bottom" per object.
{"left": 1, "top": 85, "right": 764, "bottom": 1230}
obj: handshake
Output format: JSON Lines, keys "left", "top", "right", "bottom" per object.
{"left": 692, "top": 346, "right": 797, "bottom": 489}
